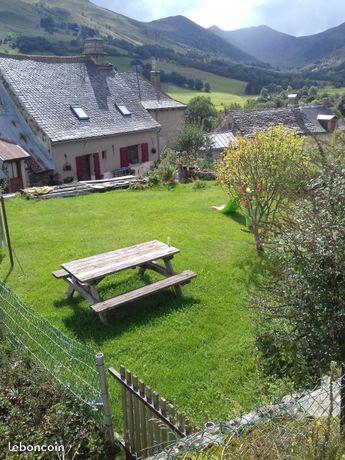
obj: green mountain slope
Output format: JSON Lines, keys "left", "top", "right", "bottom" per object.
{"left": 210, "top": 22, "right": 345, "bottom": 69}
{"left": 0, "top": 0, "right": 257, "bottom": 63}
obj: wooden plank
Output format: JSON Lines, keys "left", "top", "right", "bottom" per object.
{"left": 138, "top": 261, "right": 171, "bottom": 278}
{"left": 52, "top": 268, "right": 69, "bottom": 279}
{"left": 167, "top": 404, "right": 177, "bottom": 444}
{"left": 164, "top": 258, "right": 182, "bottom": 297}
{"left": 160, "top": 398, "right": 168, "bottom": 447}
{"left": 120, "top": 365, "right": 130, "bottom": 450}
{"left": 62, "top": 241, "right": 180, "bottom": 283}
{"left": 152, "top": 392, "right": 160, "bottom": 454}
{"left": 65, "top": 277, "right": 97, "bottom": 304}
{"left": 132, "top": 375, "right": 142, "bottom": 456}
{"left": 91, "top": 271, "right": 196, "bottom": 314}
{"left": 125, "top": 370, "right": 136, "bottom": 455}
{"left": 146, "top": 386, "right": 154, "bottom": 457}
{"left": 139, "top": 380, "right": 148, "bottom": 457}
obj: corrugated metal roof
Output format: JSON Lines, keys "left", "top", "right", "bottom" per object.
{"left": 0, "top": 139, "right": 30, "bottom": 161}
{"left": 208, "top": 131, "right": 236, "bottom": 149}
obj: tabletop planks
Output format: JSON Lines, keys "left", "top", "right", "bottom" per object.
{"left": 61, "top": 240, "right": 180, "bottom": 283}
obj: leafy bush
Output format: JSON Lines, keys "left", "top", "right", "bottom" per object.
{"left": 147, "top": 169, "right": 160, "bottom": 186}
{"left": 192, "top": 179, "right": 206, "bottom": 190}
{"left": 0, "top": 338, "right": 113, "bottom": 459}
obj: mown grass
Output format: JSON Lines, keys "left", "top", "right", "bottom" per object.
{"left": 0, "top": 183, "right": 265, "bottom": 425}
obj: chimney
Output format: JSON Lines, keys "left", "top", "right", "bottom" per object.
{"left": 317, "top": 114, "right": 337, "bottom": 133}
{"left": 322, "top": 96, "right": 331, "bottom": 108}
{"left": 288, "top": 94, "right": 299, "bottom": 107}
{"left": 150, "top": 58, "right": 161, "bottom": 91}
{"left": 83, "top": 37, "right": 106, "bottom": 65}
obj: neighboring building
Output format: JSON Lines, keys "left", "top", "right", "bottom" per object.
{"left": 217, "top": 104, "right": 345, "bottom": 138}
{"left": 204, "top": 131, "right": 236, "bottom": 160}
{"left": 0, "top": 139, "right": 29, "bottom": 192}
{"left": 0, "top": 38, "right": 186, "bottom": 186}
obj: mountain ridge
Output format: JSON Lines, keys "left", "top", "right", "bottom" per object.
{"left": 210, "top": 21, "right": 345, "bottom": 68}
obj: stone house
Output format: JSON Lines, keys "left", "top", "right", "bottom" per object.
{"left": 217, "top": 103, "right": 345, "bottom": 138}
{"left": 0, "top": 38, "right": 185, "bottom": 186}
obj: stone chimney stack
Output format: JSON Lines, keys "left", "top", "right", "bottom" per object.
{"left": 150, "top": 58, "right": 161, "bottom": 91}
{"left": 288, "top": 94, "right": 299, "bottom": 107}
{"left": 83, "top": 37, "right": 106, "bottom": 65}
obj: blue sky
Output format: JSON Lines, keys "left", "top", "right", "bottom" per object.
{"left": 92, "top": 0, "right": 345, "bottom": 36}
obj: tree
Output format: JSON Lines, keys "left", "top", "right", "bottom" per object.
{"left": 309, "top": 85, "right": 318, "bottom": 97}
{"left": 255, "top": 158, "right": 345, "bottom": 428}
{"left": 187, "top": 79, "right": 195, "bottom": 90}
{"left": 260, "top": 87, "right": 269, "bottom": 100}
{"left": 204, "top": 82, "right": 211, "bottom": 93}
{"left": 185, "top": 96, "right": 218, "bottom": 132}
{"left": 217, "top": 126, "right": 310, "bottom": 251}
{"left": 174, "top": 124, "right": 212, "bottom": 182}
{"left": 195, "top": 79, "right": 203, "bottom": 91}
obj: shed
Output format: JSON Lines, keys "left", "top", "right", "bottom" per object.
{"left": 0, "top": 139, "right": 30, "bottom": 192}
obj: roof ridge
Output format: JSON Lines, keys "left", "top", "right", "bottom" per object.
{"left": 0, "top": 52, "right": 86, "bottom": 63}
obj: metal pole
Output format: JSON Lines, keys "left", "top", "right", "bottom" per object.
{"left": 0, "top": 196, "right": 14, "bottom": 268}
{"left": 96, "top": 353, "right": 116, "bottom": 446}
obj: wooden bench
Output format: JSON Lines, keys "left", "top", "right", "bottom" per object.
{"left": 52, "top": 268, "right": 69, "bottom": 279}
{"left": 91, "top": 270, "right": 196, "bottom": 323}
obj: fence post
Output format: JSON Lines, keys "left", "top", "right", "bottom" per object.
{"left": 96, "top": 353, "right": 116, "bottom": 446}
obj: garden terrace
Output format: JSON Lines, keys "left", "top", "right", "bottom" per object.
{"left": 0, "top": 183, "right": 264, "bottom": 425}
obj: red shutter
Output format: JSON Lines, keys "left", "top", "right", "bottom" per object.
{"left": 76, "top": 155, "right": 85, "bottom": 181}
{"left": 93, "top": 152, "right": 101, "bottom": 179}
{"left": 120, "top": 147, "right": 129, "bottom": 167}
{"left": 141, "top": 143, "right": 149, "bottom": 163}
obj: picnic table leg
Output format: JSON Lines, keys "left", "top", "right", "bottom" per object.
{"left": 89, "top": 284, "right": 101, "bottom": 302}
{"left": 163, "top": 258, "right": 182, "bottom": 297}
{"left": 66, "top": 284, "right": 75, "bottom": 298}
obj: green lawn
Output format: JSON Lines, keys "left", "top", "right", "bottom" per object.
{"left": 0, "top": 184, "right": 264, "bottom": 424}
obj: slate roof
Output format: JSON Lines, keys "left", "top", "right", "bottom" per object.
{"left": 217, "top": 106, "right": 345, "bottom": 137}
{"left": 0, "top": 54, "right": 162, "bottom": 144}
{"left": 0, "top": 139, "right": 30, "bottom": 161}
{"left": 0, "top": 79, "right": 53, "bottom": 171}
{"left": 121, "top": 72, "right": 186, "bottom": 110}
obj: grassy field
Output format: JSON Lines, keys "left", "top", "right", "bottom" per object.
{"left": 0, "top": 184, "right": 264, "bottom": 425}
{"left": 110, "top": 56, "right": 251, "bottom": 108}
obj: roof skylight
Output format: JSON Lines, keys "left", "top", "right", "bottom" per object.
{"left": 116, "top": 104, "right": 131, "bottom": 117}
{"left": 71, "top": 106, "right": 89, "bottom": 120}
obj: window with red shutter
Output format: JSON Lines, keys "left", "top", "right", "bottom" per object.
{"left": 141, "top": 143, "right": 149, "bottom": 163}
{"left": 120, "top": 147, "right": 129, "bottom": 167}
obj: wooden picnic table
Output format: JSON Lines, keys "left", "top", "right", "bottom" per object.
{"left": 53, "top": 240, "right": 196, "bottom": 323}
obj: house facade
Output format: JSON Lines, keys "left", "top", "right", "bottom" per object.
{"left": 0, "top": 38, "right": 186, "bottom": 186}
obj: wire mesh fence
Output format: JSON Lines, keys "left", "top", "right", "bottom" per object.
{"left": 0, "top": 280, "right": 104, "bottom": 424}
{"left": 154, "top": 363, "right": 345, "bottom": 459}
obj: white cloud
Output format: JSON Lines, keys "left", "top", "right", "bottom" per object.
{"left": 186, "top": 0, "right": 267, "bottom": 30}
{"left": 92, "top": 0, "right": 345, "bottom": 35}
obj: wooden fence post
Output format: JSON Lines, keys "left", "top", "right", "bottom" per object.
{"left": 96, "top": 353, "right": 116, "bottom": 447}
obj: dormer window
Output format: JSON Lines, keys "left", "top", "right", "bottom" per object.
{"left": 115, "top": 104, "right": 131, "bottom": 117}
{"left": 71, "top": 106, "right": 89, "bottom": 120}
